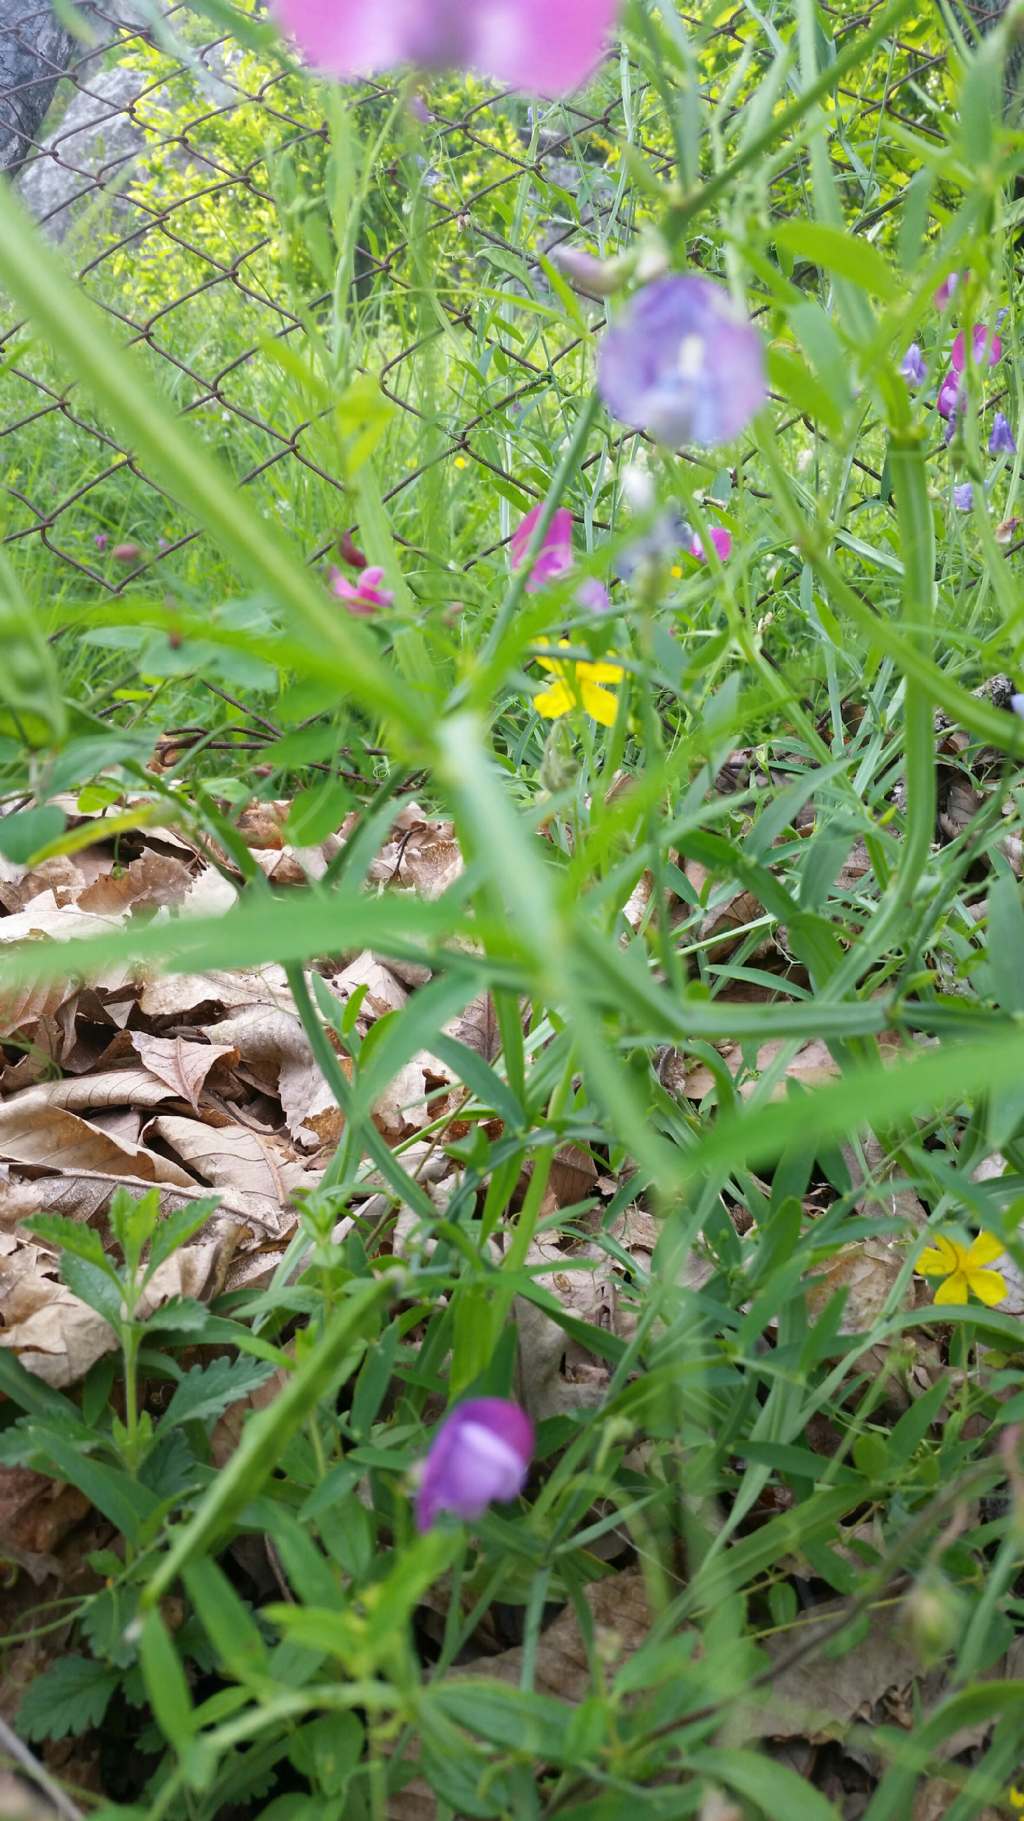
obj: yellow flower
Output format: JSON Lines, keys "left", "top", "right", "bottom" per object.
{"left": 1009, "top": 1787, "right": 1024, "bottom": 1810}
{"left": 533, "top": 639, "right": 623, "bottom": 728}
{"left": 916, "top": 1232, "right": 1006, "bottom": 1308}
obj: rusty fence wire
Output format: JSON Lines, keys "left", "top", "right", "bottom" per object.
{"left": 0, "top": 2, "right": 955, "bottom": 607}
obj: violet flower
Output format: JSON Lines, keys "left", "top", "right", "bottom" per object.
{"left": 1011, "top": 693, "right": 1024, "bottom": 719}
{"left": 953, "top": 482, "right": 974, "bottom": 511}
{"left": 900, "top": 343, "right": 927, "bottom": 388}
{"left": 951, "top": 325, "right": 1003, "bottom": 373}
{"left": 416, "top": 1398, "right": 534, "bottom": 1531}
{"left": 989, "top": 412, "right": 1017, "bottom": 456}
{"left": 330, "top": 564, "right": 393, "bottom": 615}
{"left": 937, "top": 369, "right": 961, "bottom": 422}
{"left": 575, "top": 576, "right": 612, "bottom": 613}
{"left": 274, "top": 0, "right": 620, "bottom": 93}
{"left": 598, "top": 276, "right": 765, "bottom": 448}
{"left": 94, "top": 532, "right": 108, "bottom": 551}
{"left": 689, "top": 526, "right": 732, "bottom": 563}
{"left": 511, "top": 503, "right": 574, "bottom": 592}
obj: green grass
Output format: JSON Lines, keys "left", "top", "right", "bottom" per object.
{"left": 3, "top": 1, "right": 1024, "bottom": 1817}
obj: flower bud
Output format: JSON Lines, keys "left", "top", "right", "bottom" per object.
{"left": 415, "top": 1398, "right": 534, "bottom": 1531}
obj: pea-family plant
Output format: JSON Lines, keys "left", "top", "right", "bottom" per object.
{"left": 3, "top": 0, "right": 1024, "bottom": 1816}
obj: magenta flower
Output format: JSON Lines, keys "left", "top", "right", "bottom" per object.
{"left": 415, "top": 1398, "right": 534, "bottom": 1531}
{"left": 94, "top": 532, "right": 108, "bottom": 551}
{"left": 273, "top": 0, "right": 620, "bottom": 93}
{"left": 934, "top": 272, "right": 967, "bottom": 311}
{"left": 937, "top": 369, "right": 961, "bottom": 421}
{"left": 598, "top": 276, "right": 765, "bottom": 448}
{"left": 511, "top": 503, "right": 574, "bottom": 592}
{"left": 989, "top": 412, "right": 1016, "bottom": 455}
{"left": 951, "top": 325, "right": 1003, "bottom": 373}
{"left": 953, "top": 482, "right": 975, "bottom": 512}
{"left": 689, "top": 526, "right": 732, "bottom": 563}
{"left": 900, "top": 343, "right": 927, "bottom": 388}
{"left": 330, "top": 563, "right": 393, "bottom": 615}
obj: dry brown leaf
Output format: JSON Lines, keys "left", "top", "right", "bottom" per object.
{"left": 0, "top": 1773, "right": 67, "bottom": 1820}
{"left": 6, "top": 1069, "right": 179, "bottom": 1115}
{"left": 912, "top": 1784, "right": 1001, "bottom": 1821}
{"left": 457, "top": 1570, "right": 650, "bottom": 1700}
{"left": 332, "top": 951, "right": 408, "bottom": 1019}
{"left": 137, "top": 964, "right": 293, "bottom": 1019}
{"left": 77, "top": 852, "right": 193, "bottom": 915}
{"left": 0, "top": 1230, "right": 220, "bottom": 1387}
{"left": 372, "top": 1058, "right": 433, "bottom": 1140}
{"left": 515, "top": 1233, "right": 616, "bottom": 1422}
{"left": 448, "top": 991, "right": 500, "bottom": 1063}
{"left": 738, "top": 1603, "right": 921, "bottom": 1747}
{"left": 202, "top": 1005, "right": 345, "bottom": 1148}
{"left": 368, "top": 805, "right": 463, "bottom": 899}
{"left": 0, "top": 1091, "right": 195, "bottom": 1219}
{"left": 130, "top": 1032, "right": 236, "bottom": 1111}
{"left": 147, "top": 1115, "right": 287, "bottom": 1230}
{"left": 0, "top": 1465, "right": 90, "bottom": 1582}
{"left": 806, "top": 1238, "right": 920, "bottom": 1336}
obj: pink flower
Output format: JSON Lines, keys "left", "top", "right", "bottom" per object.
{"left": 273, "top": 0, "right": 620, "bottom": 93}
{"left": 934, "top": 272, "right": 968, "bottom": 310}
{"left": 951, "top": 325, "right": 1003, "bottom": 373}
{"left": 689, "top": 526, "right": 732, "bottom": 563}
{"left": 330, "top": 564, "right": 393, "bottom": 615}
{"left": 511, "top": 503, "right": 574, "bottom": 592}
{"left": 416, "top": 1398, "right": 534, "bottom": 1531}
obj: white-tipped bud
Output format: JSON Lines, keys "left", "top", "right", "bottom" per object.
{"left": 550, "top": 246, "right": 624, "bottom": 298}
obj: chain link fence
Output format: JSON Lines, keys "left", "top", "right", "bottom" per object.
{"left": 0, "top": 2, "right": 966, "bottom": 607}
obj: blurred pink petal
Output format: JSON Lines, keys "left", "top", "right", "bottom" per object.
{"left": 274, "top": 0, "right": 620, "bottom": 92}
{"left": 511, "top": 503, "right": 574, "bottom": 591}
{"left": 330, "top": 563, "right": 393, "bottom": 614}
{"left": 951, "top": 324, "right": 1003, "bottom": 373}
{"left": 689, "top": 526, "right": 732, "bottom": 563}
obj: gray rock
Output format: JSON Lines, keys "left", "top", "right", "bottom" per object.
{"left": 0, "top": 0, "right": 77, "bottom": 176}
{"left": 16, "top": 58, "right": 155, "bottom": 241}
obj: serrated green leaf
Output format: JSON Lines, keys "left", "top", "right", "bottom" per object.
{"left": 158, "top": 1357, "right": 278, "bottom": 1434}
{"left": 17, "top": 1655, "right": 120, "bottom": 1742}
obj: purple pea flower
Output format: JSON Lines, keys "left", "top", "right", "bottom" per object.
{"left": 330, "top": 564, "right": 393, "bottom": 615}
{"left": 900, "top": 343, "right": 927, "bottom": 388}
{"left": 989, "top": 412, "right": 1017, "bottom": 455}
{"left": 937, "top": 369, "right": 961, "bottom": 422}
{"left": 416, "top": 1398, "right": 534, "bottom": 1532}
{"left": 598, "top": 276, "right": 765, "bottom": 448}
{"left": 953, "top": 482, "right": 974, "bottom": 511}
{"left": 951, "top": 324, "right": 1003, "bottom": 372}
{"left": 689, "top": 526, "right": 732, "bottom": 563}
{"left": 511, "top": 503, "right": 574, "bottom": 591}
{"left": 575, "top": 576, "right": 612, "bottom": 613}
{"left": 273, "top": 0, "right": 620, "bottom": 93}
{"left": 94, "top": 532, "right": 108, "bottom": 551}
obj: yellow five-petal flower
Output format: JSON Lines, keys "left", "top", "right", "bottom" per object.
{"left": 916, "top": 1231, "right": 1007, "bottom": 1308}
{"left": 533, "top": 639, "right": 623, "bottom": 728}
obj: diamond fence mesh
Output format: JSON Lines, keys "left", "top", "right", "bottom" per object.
{"left": 0, "top": 1, "right": 978, "bottom": 612}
